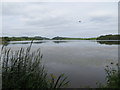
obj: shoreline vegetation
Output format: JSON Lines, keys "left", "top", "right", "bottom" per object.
{"left": 2, "top": 43, "right": 69, "bottom": 89}
{"left": 0, "top": 34, "right": 120, "bottom": 45}
{"left": 0, "top": 34, "right": 120, "bottom": 42}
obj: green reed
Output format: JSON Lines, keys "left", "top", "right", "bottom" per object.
{"left": 1, "top": 43, "right": 69, "bottom": 89}
{"left": 97, "top": 62, "right": 120, "bottom": 88}
{"left": 104, "top": 62, "right": 120, "bottom": 88}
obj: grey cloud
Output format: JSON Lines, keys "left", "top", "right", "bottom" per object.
{"left": 25, "top": 16, "right": 71, "bottom": 27}
{"left": 2, "top": 2, "right": 118, "bottom": 38}
{"left": 90, "top": 16, "right": 114, "bottom": 23}
{"left": 2, "top": 2, "right": 42, "bottom": 16}
{"left": 2, "top": 3, "right": 24, "bottom": 16}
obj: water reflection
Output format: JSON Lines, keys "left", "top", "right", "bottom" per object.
{"left": 33, "top": 41, "right": 46, "bottom": 44}
{"left": 3, "top": 40, "right": 120, "bottom": 46}
{"left": 53, "top": 41, "right": 69, "bottom": 44}
{"left": 97, "top": 41, "right": 120, "bottom": 45}
{"left": 2, "top": 43, "right": 9, "bottom": 46}
{"left": 10, "top": 41, "right": 46, "bottom": 45}
{"left": 1, "top": 40, "right": 70, "bottom": 46}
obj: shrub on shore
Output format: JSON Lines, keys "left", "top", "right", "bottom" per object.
{"left": 98, "top": 62, "right": 120, "bottom": 88}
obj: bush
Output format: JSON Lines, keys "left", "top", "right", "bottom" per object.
{"left": 104, "top": 62, "right": 120, "bottom": 88}
{"left": 98, "top": 62, "right": 120, "bottom": 88}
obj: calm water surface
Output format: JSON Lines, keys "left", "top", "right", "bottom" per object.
{"left": 6, "top": 40, "right": 118, "bottom": 88}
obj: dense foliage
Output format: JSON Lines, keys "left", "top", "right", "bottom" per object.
{"left": 97, "top": 34, "right": 120, "bottom": 40}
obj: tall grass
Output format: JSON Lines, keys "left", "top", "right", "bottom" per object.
{"left": 98, "top": 62, "right": 120, "bottom": 88}
{"left": 1, "top": 43, "right": 69, "bottom": 89}
{"left": 104, "top": 62, "right": 120, "bottom": 88}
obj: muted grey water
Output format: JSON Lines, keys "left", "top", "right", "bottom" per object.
{"left": 6, "top": 40, "right": 118, "bottom": 88}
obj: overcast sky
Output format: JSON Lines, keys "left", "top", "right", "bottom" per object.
{"left": 1, "top": 2, "right": 118, "bottom": 38}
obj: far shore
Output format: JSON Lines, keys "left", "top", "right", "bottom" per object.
{"left": 0, "top": 34, "right": 120, "bottom": 45}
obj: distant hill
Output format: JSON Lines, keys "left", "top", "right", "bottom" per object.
{"left": 97, "top": 34, "right": 120, "bottom": 40}
{"left": 52, "top": 36, "right": 65, "bottom": 40}
{"left": 52, "top": 36, "right": 96, "bottom": 40}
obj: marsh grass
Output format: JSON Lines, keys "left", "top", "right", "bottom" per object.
{"left": 1, "top": 42, "right": 69, "bottom": 89}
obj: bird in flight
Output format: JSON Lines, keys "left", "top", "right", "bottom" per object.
{"left": 79, "top": 21, "right": 81, "bottom": 23}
